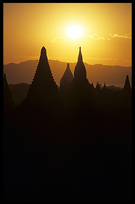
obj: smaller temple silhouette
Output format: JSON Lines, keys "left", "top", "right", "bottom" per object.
{"left": 102, "top": 82, "right": 107, "bottom": 91}
{"left": 123, "top": 75, "right": 131, "bottom": 93}
{"left": 60, "top": 63, "right": 73, "bottom": 94}
{"left": 96, "top": 82, "right": 101, "bottom": 91}
{"left": 103, "top": 82, "right": 107, "bottom": 89}
{"left": 121, "top": 75, "right": 132, "bottom": 108}
{"left": 91, "top": 82, "right": 94, "bottom": 89}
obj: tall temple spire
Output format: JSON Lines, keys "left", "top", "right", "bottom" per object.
{"left": 62, "top": 47, "right": 95, "bottom": 108}
{"left": 27, "top": 46, "right": 59, "bottom": 103}
{"left": 39, "top": 46, "right": 47, "bottom": 62}
{"left": 67, "top": 63, "right": 70, "bottom": 69}
{"left": 78, "top": 47, "right": 83, "bottom": 62}
{"left": 74, "top": 47, "right": 86, "bottom": 80}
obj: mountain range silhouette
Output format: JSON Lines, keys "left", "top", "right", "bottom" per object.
{"left": 4, "top": 59, "right": 131, "bottom": 87}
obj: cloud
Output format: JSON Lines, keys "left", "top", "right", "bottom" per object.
{"left": 88, "top": 33, "right": 105, "bottom": 40}
{"left": 51, "top": 36, "right": 68, "bottom": 43}
{"left": 109, "top": 33, "right": 131, "bottom": 39}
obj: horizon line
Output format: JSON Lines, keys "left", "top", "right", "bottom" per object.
{"left": 3, "top": 59, "right": 132, "bottom": 68}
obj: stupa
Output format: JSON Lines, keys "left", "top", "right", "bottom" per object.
{"left": 27, "top": 46, "right": 60, "bottom": 105}
{"left": 60, "top": 63, "right": 73, "bottom": 93}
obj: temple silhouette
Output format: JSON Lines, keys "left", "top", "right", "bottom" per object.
{"left": 63, "top": 47, "right": 95, "bottom": 109}
{"left": 102, "top": 82, "right": 107, "bottom": 91}
{"left": 74, "top": 47, "right": 87, "bottom": 80}
{"left": 26, "top": 46, "right": 60, "bottom": 108}
{"left": 3, "top": 46, "right": 132, "bottom": 201}
{"left": 60, "top": 63, "right": 73, "bottom": 94}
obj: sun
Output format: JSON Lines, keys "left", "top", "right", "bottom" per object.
{"left": 67, "top": 25, "right": 83, "bottom": 39}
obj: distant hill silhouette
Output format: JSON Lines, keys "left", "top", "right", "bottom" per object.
{"left": 4, "top": 60, "right": 131, "bottom": 87}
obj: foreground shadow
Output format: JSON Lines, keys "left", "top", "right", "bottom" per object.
{"left": 3, "top": 47, "right": 132, "bottom": 201}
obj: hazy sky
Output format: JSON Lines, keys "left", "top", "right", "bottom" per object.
{"left": 3, "top": 3, "right": 132, "bottom": 66}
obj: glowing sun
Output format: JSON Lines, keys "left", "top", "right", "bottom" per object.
{"left": 67, "top": 25, "right": 83, "bottom": 39}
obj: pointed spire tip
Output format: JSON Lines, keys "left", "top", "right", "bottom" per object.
{"left": 40, "top": 46, "right": 46, "bottom": 57}
{"left": 41, "top": 46, "right": 46, "bottom": 52}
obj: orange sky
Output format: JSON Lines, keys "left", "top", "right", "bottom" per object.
{"left": 3, "top": 3, "right": 132, "bottom": 66}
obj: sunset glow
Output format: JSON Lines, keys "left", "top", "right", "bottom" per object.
{"left": 3, "top": 3, "right": 132, "bottom": 67}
